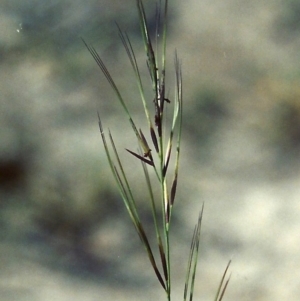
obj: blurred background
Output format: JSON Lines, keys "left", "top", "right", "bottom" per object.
{"left": 1, "top": 0, "right": 300, "bottom": 300}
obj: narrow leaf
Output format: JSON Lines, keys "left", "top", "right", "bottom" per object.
{"left": 170, "top": 51, "right": 183, "bottom": 206}
{"left": 116, "top": 23, "right": 155, "bottom": 132}
{"left": 82, "top": 39, "right": 130, "bottom": 117}
{"left": 138, "top": 223, "right": 167, "bottom": 290}
{"left": 136, "top": 0, "right": 158, "bottom": 96}
{"left": 98, "top": 113, "right": 140, "bottom": 228}
{"left": 184, "top": 204, "right": 204, "bottom": 301}
{"left": 140, "top": 157, "right": 168, "bottom": 283}
{"left": 214, "top": 260, "right": 232, "bottom": 301}
{"left": 83, "top": 39, "right": 143, "bottom": 153}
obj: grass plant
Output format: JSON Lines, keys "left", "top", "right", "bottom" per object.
{"left": 83, "top": 0, "right": 231, "bottom": 300}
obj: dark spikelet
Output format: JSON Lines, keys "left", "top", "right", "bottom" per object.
{"left": 170, "top": 175, "right": 177, "bottom": 205}
{"left": 163, "top": 142, "right": 172, "bottom": 177}
{"left": 126, "top": 149, "right": 154, "bottom": 166}
{"left": 156, "top": 113, "right": 162, "bottom": 137}
{"left": 150, "top": 126, "right": 159, "bottom": 153}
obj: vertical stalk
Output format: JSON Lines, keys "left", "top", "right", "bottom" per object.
{"left": 84, "top": 0, "right": 232, "bottom": 299}
{"left": 160, "top": 1, "right": 170, "bottom": 299}
{"left": 161, "top": 141, "right": 171, "bottom": 301}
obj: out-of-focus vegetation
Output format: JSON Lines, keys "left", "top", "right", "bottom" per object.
{"left": 185, "top": 88, "right": 228, "bottom": 149}
{"left": 275, "top": 0, "right": 300, "bottom": 39}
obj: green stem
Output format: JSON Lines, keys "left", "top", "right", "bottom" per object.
{"left": 160, "top": 137, "right": 171, "bottom": 300}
